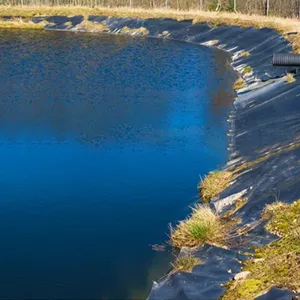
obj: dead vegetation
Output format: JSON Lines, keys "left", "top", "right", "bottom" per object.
{"left": 170, "top": 204, "right": 222, "bottom": 248}
{"left": 233, "top": 77, "right": 245, "bottom": 90}
{"left": 76, "top": 20, "right": 109, "bottom": 32}
{"left": 1, "top": 7, "right": 300, "bottom": 52}
{"left": 262, "top": 201, "right": 289, "bottom": 221}
{"left": 240, "top": 51, "right": 250, "bottom": 57}
{"left": 286, "top": 72, "right": 296, "bottom": 83}
{"left": 171, "top": 255, "right": 202, "bottom": 272}
{"left": 0, "top": 17, "right": 46, "bottom": 29}
{"left": 170, "top": 198, "right": 245, "bottom": 250}
{"left": 199, "top": 171, "right": 233, "bottom": 203}
{"left": 120, "top": 25, "right": 149, "bottom": 36}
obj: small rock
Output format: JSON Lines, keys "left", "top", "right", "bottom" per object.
{"left": 228, "top": 269, "right": 232, "bottom": 273}
{"left": 234, "top": 271, "right": 251, "bottom": 280}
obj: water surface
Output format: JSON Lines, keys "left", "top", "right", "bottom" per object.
{"left": 0, "top": 30, "right": 235, "bottom": 299}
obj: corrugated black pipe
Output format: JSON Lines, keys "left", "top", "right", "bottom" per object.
{"left": 273, "top": 53, "right": 300, "bottom": 66}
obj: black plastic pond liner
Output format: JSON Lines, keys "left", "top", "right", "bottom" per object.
{"left": 42, "top": 17, "right": 299, "bottom": 299}
{"left": 255, "top": 287, "right": 298, "bottom": 300}
{"left": 147, "top": 244, "right": 244, "bottom": 300}
{"left": 45, "top": 16, "right": 69, "bottom": 25}
{"left": 44, "top": 16, "right": 293, "bottom": 83}
{"left": 31, "top": 16, "right": 47, "bottom": 23}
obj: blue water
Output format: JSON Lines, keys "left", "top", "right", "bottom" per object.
{"left": 0, "top": 30, "right": 235, "bottom": 299}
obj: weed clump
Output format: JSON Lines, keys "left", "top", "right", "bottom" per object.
{"left": 199, "top": 171, "right": 232, "bottom": 203}
{"left": 76, "top": 20, "right": 109, "bottom": 32}
{"left": 158, "top": 30, "right": 169, "bottom": 38}
{"left": 242, "top": 66, "right": 252, "bottom": 75}
{"left": 262, "top": 201, "right": 289, "bottom": 220}
{"left": 233, "top": 78, "right": 245, "bottom": 90}
{"left": 286, "top": 73, "right": 296, "bottom": 84}
{"left": 240, "top": 51, "right": 250, "bottom": 57}
{"left": 210, "top": 39, "right": 219, "bottom": 45}
{"left": 121, "top": 26, "right": 149, "bottom": 36}
{"left": 64, "top": 21, "right": 73, "bottom": 27}
{"left": 223, "top": 200, "right": 300, "bottom": 300}
{"left": 171, "top": 255, "right": 202, "bottom": 273}
{"left": 170, "top": 204, "right": 221, "bottom": 248}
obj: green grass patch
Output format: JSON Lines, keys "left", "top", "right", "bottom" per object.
{"left": 199, "top": 171, "right": 233, "bottom": 203}
{"left": 64, "top": 21, "right": 73, "bottom": 27}
{"left": 222, "top": 200, "right": 300, "bottom": 300}
{"left": 242, "top": 66, "right": 252, "bottom": 75}
{"left": 170, "top": 204, "right": 222, "bottom": 248}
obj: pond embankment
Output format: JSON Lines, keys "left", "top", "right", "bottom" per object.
{"left": 2, "top": 11, "right": 300, "bottom": 299}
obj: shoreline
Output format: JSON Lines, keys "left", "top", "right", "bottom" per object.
{"left": 2, "top": 13, "right": 300, "bottom": 299}
{"left": 1, "top": 6, "right": 300, "bottom": 52}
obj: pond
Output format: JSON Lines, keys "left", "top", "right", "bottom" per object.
{"left": 0, "top": 30, "right": 235, "bottom": 299}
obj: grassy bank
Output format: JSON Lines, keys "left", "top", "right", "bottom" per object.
{"left": 0, "top": 6, "right": 300, "bottom": 52}
{"left": 222, "top": 200, "right": 300, "bottom": 299}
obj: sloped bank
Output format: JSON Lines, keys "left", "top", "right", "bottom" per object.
{"left": 9, "top": 16, "right": 300, "bottom": 299}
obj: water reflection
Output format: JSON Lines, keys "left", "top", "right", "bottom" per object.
{"left": 0, "top": 30, "right": 235, "bottom": 299}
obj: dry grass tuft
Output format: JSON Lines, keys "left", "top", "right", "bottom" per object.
{"left": 199, "top": 171, "right": 233, "bottom": 203}
{"left": 158, "top": 30, "right": 169, "bottom": 38}
{"left": 121, "top": 25, "right": 149, "bottom": 36}
{"left": 0, "top": 17, "right": 45, "bottom": 29}
{"left": 171, "top": 255, "right": 202, "bottom": 273}
{"left": 286, "top": 72, "right": 296, "bottom": 84}
{"left": 233, "top": 77, "right": 245, "bottom": 90}
{"left": 240, "top": 51, "right": 250, "bottom": 57}
{"left": 76, "top": 20, "right": 109, "bottom": 32}
{"left": 203, "top": 39, "right": 219, "bottom": 46}
{"left": 170, "top": 204, "right": 222, "bottom": 248}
